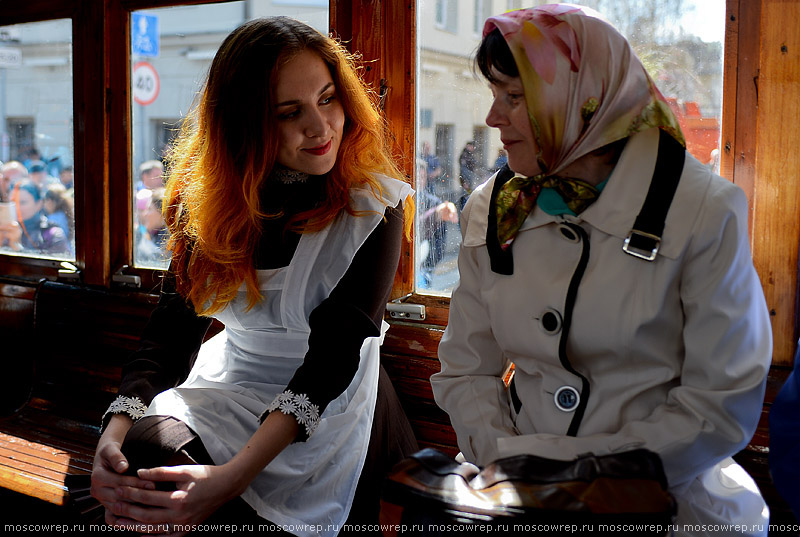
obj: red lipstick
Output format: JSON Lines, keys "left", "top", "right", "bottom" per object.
{"left": 304, "top": 140, "right": 332, "bottom": 156}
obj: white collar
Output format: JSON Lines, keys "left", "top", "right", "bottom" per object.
{"left": 463, "top": 129, "right": 712, "bottom": 260}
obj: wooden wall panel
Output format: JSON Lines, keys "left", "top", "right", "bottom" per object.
{"left": 720, "top": 0, "right": 738, "bottom": 182}
{"left": 751, "top": 0, "right": 800, "bottom": 366}
{"left": 333, "top": 0, "right": 417, "bottom": 300}
{"left": 73, "top": 1, "right": 111, "bottom": 286}
{"left": 727, "top": 0, "right": 761, "bottom": 212}
{"left": 382, "top": 0, "right": 417, "bottom": 299}
{"left": 107, "top": 2, "right": 135, "bottom": 282}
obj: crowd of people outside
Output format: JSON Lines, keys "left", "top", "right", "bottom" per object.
{"left": 3, "top": 135, "right": 494, "bottom": 277}
{"left": 0, "top": 148, "right": 74, "bottom": 256}
{"left": 0, "top": 149, "right": 169, "bottom": 263}
{"left": 416, "top": 139, "right": 507, "bottom": 290}
{"left": 133, "top": 159, "right": 170, "bottom": 265}
{"left": 417, "top": 142, "right": 458, "bottom": 289}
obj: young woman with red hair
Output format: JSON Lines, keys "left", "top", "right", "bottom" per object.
{"left": 89, "top": 17, "right": 415, "bottom": 535}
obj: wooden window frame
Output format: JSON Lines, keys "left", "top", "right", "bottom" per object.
{"left": 0, "top": 0, "right": 797, "bottom": 365}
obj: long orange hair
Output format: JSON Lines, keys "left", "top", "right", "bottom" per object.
{"left": 164, "top": 17, "right": 413, "bottom": 315}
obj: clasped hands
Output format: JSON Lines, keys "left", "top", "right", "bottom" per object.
{"left": 91, "top": 437, "right": 241, "bottom": 536}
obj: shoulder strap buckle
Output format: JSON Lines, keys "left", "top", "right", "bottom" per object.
{"left": 622, "top": 130, "right": 685, "bottom": 263}
{"left": 623, "top": 230, "right": 661, "bottom": 261}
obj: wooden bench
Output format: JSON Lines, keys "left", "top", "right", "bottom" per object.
{"left": 0, "top": 278, "right": 157, "bottom": 519}
{"left": 381, "top": 321, "right": 458, "bottom": 457}
{"left": 0, "top": 277, "right": 795, "bottom": 527}
{"left": 0, "top": 278, "right": 451, "bottom": 519}
{"left": 0, "top": 279, "right": 456, "bottom": 515}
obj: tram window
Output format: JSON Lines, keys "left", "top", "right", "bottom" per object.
{"left": 0, "top": 19, "right": 75, "bottom": 261}
{"left": 414, "top": 0, "right": 724, "bottom": 296}
{"left": 130, "top": 1, "right": 329, "bottom": 270}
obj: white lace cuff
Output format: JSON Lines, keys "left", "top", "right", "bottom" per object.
{"left": 266, "top": 391, "right": 320, "bottom": 438}
{"left": 102, "top": 395, "right": 148, "bottom": 425}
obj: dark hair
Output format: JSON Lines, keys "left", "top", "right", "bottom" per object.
{"left": 16, "top": 179, "right": 41, "bottom": 202}
{"left": 29, "top": 161, "right": 46, "bottom": 174}
{"left": 475, "top": 28, "right": 519, "bottom": 83}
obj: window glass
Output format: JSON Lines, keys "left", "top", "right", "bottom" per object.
{"left": 435, "top": 0, "right": 459, "bottom": 33}
{"left": 131, "top": 0, "right": 328, "bottom": 269}
{"left": 0, "top": 19, "right": 74, "bottom": 261}
{"left": 415, "top": 0, "right": 724, "bottom": 295}
{"left": 587, "top": 0, "right": 725, "bottom": 171}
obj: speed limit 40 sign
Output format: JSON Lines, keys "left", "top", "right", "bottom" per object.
{"left": 133, "top": 61, "right": 160, "bottom": 106}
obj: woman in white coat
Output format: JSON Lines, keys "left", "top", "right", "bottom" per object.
{"left": 431, "top": 5, "right": 772, "bottom": 535}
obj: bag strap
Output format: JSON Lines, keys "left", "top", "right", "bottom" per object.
{"left": 622, "top": 129, "right": 685, "bottom": 261}
{"left": 565, "top": 130, "right": 685, "bottom": 436}
{"left": 486, "top": 165, "right": 515, "bottom": 275}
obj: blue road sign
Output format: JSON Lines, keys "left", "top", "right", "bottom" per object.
{"left": 131, "top": 13, "right": 159, "bottom": 57}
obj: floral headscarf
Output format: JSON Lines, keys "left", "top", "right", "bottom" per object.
{"left": 487, "top": 4, "right": 684, "bottom": 250}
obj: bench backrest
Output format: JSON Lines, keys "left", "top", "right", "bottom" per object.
{"left": 28, "top": 280, "right": 158, "bottom": 426}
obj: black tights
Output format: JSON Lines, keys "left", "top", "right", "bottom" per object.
{"left": 120, "top": 415, "right": 275, "bottom": 531}
{"left": 119, "top": 367, "right": 418, "bottom": 535}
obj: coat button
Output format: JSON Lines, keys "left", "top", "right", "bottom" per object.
{"left": 558, "top": 224, "right": 580, "bottom": 243}
{"left": 554, "top": 386, "right": 580, "bottom": 412}
{"left": 538, "top": 308, "right": 562, "bottom": 334}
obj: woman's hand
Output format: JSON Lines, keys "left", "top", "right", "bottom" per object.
{"left": 110, "top": 411, "right": 298, "bottom": 534}
{"left": 91, "top": 414, "right": 156, "bottom": 527}
{"left": 109, "top": 463, "right": 244, "bottom": 535}
{"left": 103, "top": 410, "right": 297, "bottom": 534}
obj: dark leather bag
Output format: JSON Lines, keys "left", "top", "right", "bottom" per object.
{"left": 380, "top": 448, "right": 676, "bottom": 536}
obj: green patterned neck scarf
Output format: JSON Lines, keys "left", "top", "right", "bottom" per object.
{"left": 496, "top": 173, "right": 599, "bottom": 250}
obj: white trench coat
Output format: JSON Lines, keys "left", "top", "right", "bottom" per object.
{"left": 432, "top": 128, "right": 772, "bottom": 536}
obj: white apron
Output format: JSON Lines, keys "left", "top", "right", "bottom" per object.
{"left": 147, "top": 175, "right": 412, "bottom": 537}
